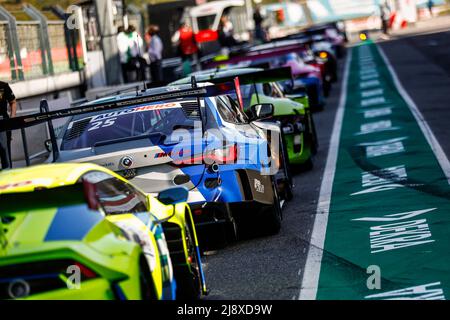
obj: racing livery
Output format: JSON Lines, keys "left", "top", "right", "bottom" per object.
{"left": 0, "top": 163, "right": 188, "bottom": 300}
{"left": 0, "top": 84, "right": 290, "bottom": 250}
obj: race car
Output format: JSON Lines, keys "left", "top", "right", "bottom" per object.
{"left": 0, "top": 84, "right": 290, "bottom": 250}
{"left": 200, "top": 42, "right": 327, "bottom": 108}
{"left": 0, "top": 163, "right": 205, "bottom": 300}
{"left": 171, "top": 67, "right": 318, "bottom": 168}
{"left": 247, "top": 52, "right": 327, "bottom": 106}
{"left": 303, "top": 23, "right": 346, "bottom": 58}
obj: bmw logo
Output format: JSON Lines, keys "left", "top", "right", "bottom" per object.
{"left": 121, "top": 156, "right": 133, "bottom": 168}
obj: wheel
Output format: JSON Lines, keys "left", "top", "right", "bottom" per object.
{"left": 260, "top": 176, "right": 282, "bottom": 236}
{"left": 139, "top": 257, "right": 157, "bottom": 300}
{"left": 279, "top": 135, "right": 294, "bottom": 202}
{"left": 309, "top": 114, "right": 319, "bottom": 155}
{"left": 323, "top": 78, "right": 331, "bottom": 97}
{"left": 176, "top": 217, "right": 202, "bottom": 300}
{"left": 225, "top": 210, "right": 239, "bottom": 243}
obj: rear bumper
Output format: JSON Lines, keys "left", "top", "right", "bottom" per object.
{"left": 23, "top": 278, "right": 124, "bottom": 300}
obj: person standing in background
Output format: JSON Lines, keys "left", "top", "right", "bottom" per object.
{"left": 177, "top": 22, "right": 199, "bottom": 75}
{"left": 147, "top": 25, "right": 164, "bottom": 84}
{"left": 218, "top": 15, "right": 236, "bottom": 48}
{"left": 427, "top": 0, "right": 434, "bottom": 17}
{"left": 127, "top": 25, "right": 147, "bottom": 82}
{"left": 0, "top": 81, "right": 16, "bottom": 170}
{"left": 253, "top": 5, "right": 265, "bottom": 43}
{"left": 380, "top": 1, "right": 390, "bottom": 37}
{"left": 117, "top": 26, "right": 131, "bottom": 83}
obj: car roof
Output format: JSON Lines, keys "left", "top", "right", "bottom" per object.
{"left": 189, "top": 0, "right": 244, "bottom": 17}
{"left": 0, "top": 163, "right": 119, "bottom": 194}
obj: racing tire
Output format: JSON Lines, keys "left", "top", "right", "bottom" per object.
{"left": 260, "top": 177, "right": 282, "bottom": 236}
{"left": 323, "top": 79, "right": 332, "bottom": 97}
{"left": 225, "top": 213, "right": 239, "bottom": 243}
{"left": 176, "top": 217, "right": 202, "bottom": 300}
{"left": 139, "top": 257, "right": 158, "bottom": 300}
{"left": 279, "top": 134, "right": 294, "bottom": 201}
{"left": 310, "top": 114, "right": 319, "bottom": 156}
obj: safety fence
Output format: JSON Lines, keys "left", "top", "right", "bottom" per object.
{"left": 0, "top": 4, "right": 83, "bottom": 83}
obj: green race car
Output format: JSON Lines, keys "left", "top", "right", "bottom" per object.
{"left": 171, "top": 67, "right": 318, "bottom": 169}
{"left": 0, "top": 163, "right": 206, "bottom": 300}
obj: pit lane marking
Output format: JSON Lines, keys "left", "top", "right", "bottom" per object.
{"left": 377, "top": 46, "right": 450, "bottom": 185}
{"left": 298, "top": 50, "right": 352, "bottom": 300}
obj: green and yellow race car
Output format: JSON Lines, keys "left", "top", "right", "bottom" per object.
{"left": 0, "top": 163, "right": 206, "bottom": 300}
{"left": 171, "top": 67, "right": 318, "bottom": 170}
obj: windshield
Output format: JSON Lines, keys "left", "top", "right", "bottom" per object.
{"left": 61, "top": 100, "right": 199, "bottom": 151}
{"left": 197, "top": 14, "right": 216, "bottom": 30}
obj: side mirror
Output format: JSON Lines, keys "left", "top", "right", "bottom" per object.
{"left": 44, "top": 139, "right": 52, "bottom": 153}
{"left": 157, "top": 187, "right": 189, "bottom": 206}
{"left": 248, "top": 103, "right": 274, "bottom": 121}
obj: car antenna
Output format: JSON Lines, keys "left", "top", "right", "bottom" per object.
{"left": 191, "top": 75, "right": 206, "bottom": 136}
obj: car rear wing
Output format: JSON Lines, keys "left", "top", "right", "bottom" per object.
{"left": 0, "top": 81, "right": 239, "bottom": 166}
{"left": 202, "top": 41, "right": 310, "bottom": 69}
{"left": 0, "top": 84, "right": 239, "bottom": 133}
{"left": 194, "top": 67, "right": 293, "bottom": 87}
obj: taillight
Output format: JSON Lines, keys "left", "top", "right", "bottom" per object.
{"left": 74, "top": 262, "right": 97, "bottom": 280}
{"left": 206, "top": 144, "right": 237, "bottom": 165}
{"left": 319, "top": 51, "right": 328, "bottom": 59}
{"left": 173, "top": 144, "right": 238, "bottom": 166}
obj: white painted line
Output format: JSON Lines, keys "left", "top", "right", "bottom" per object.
{"left": 298, "top": 50, "right": 352, "bottom": 300}
{"left": 377, "top": 46, "right": 450, "bottom": 185}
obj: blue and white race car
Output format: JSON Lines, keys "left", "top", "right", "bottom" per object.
{"left": 2, "top": 84, "right": 291, "bottom": 248}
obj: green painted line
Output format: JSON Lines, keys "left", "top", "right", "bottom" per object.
{"left": 315, "top": 41, "right": 450, "bottom": 300}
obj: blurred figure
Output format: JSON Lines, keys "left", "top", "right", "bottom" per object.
{"left": 178, "top": 22, "right": 199, "bottom": 59}
{"left": 117, "top": 26, "right": 130, "bottom": 83}
{"left": 0, "top": 81, "right": 16, "bottom": 170}
{"left": 127, "top": 25, "right": 147, "bottom": 82}
{"left": 218, "top": 15, "right": 236, "bottom": 48}
{"left": 177, "top": 22, "right": 199, "bottom": 75}
{"left": 380, "top": 1, "right": 390, "bottom": 37}
{"left": 253, "top": 5, "right": 265, "bottom": 43}
{"left": 427, "top": 0, "right": 434, "bottom": 17}
{"left": 147, "top": 25, "right": 164, "bottom": 84}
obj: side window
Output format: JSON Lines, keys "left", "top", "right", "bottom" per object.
{"left": 216, "top": 96, "right": 239, "bottom": 124}
{"left": 226, "top": 96, "right": 248, "bottom": 123}
{"left": 263, "top": 82, "right": 282, "bottom": 98}
{"left": 271, "top": 83, "right": 284, "bottom": 98}
{"left": 262, "top": 83, "right": 273, "bottom": 97}
{"left": 83, "top": 171, "right": 148, "bottom": 215}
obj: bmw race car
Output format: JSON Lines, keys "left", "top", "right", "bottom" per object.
{"left": 0, "top": 163, "right": 205, "bottom": 300}
{"left": 172, "top": 67, "right": 318, "bottom": 168}
{"left": 0, "top": 84, "right": 290, "bottom": 249}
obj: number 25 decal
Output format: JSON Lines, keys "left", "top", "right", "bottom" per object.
{"left": 88, "top": 117, "right": 117, "bottom": 131}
